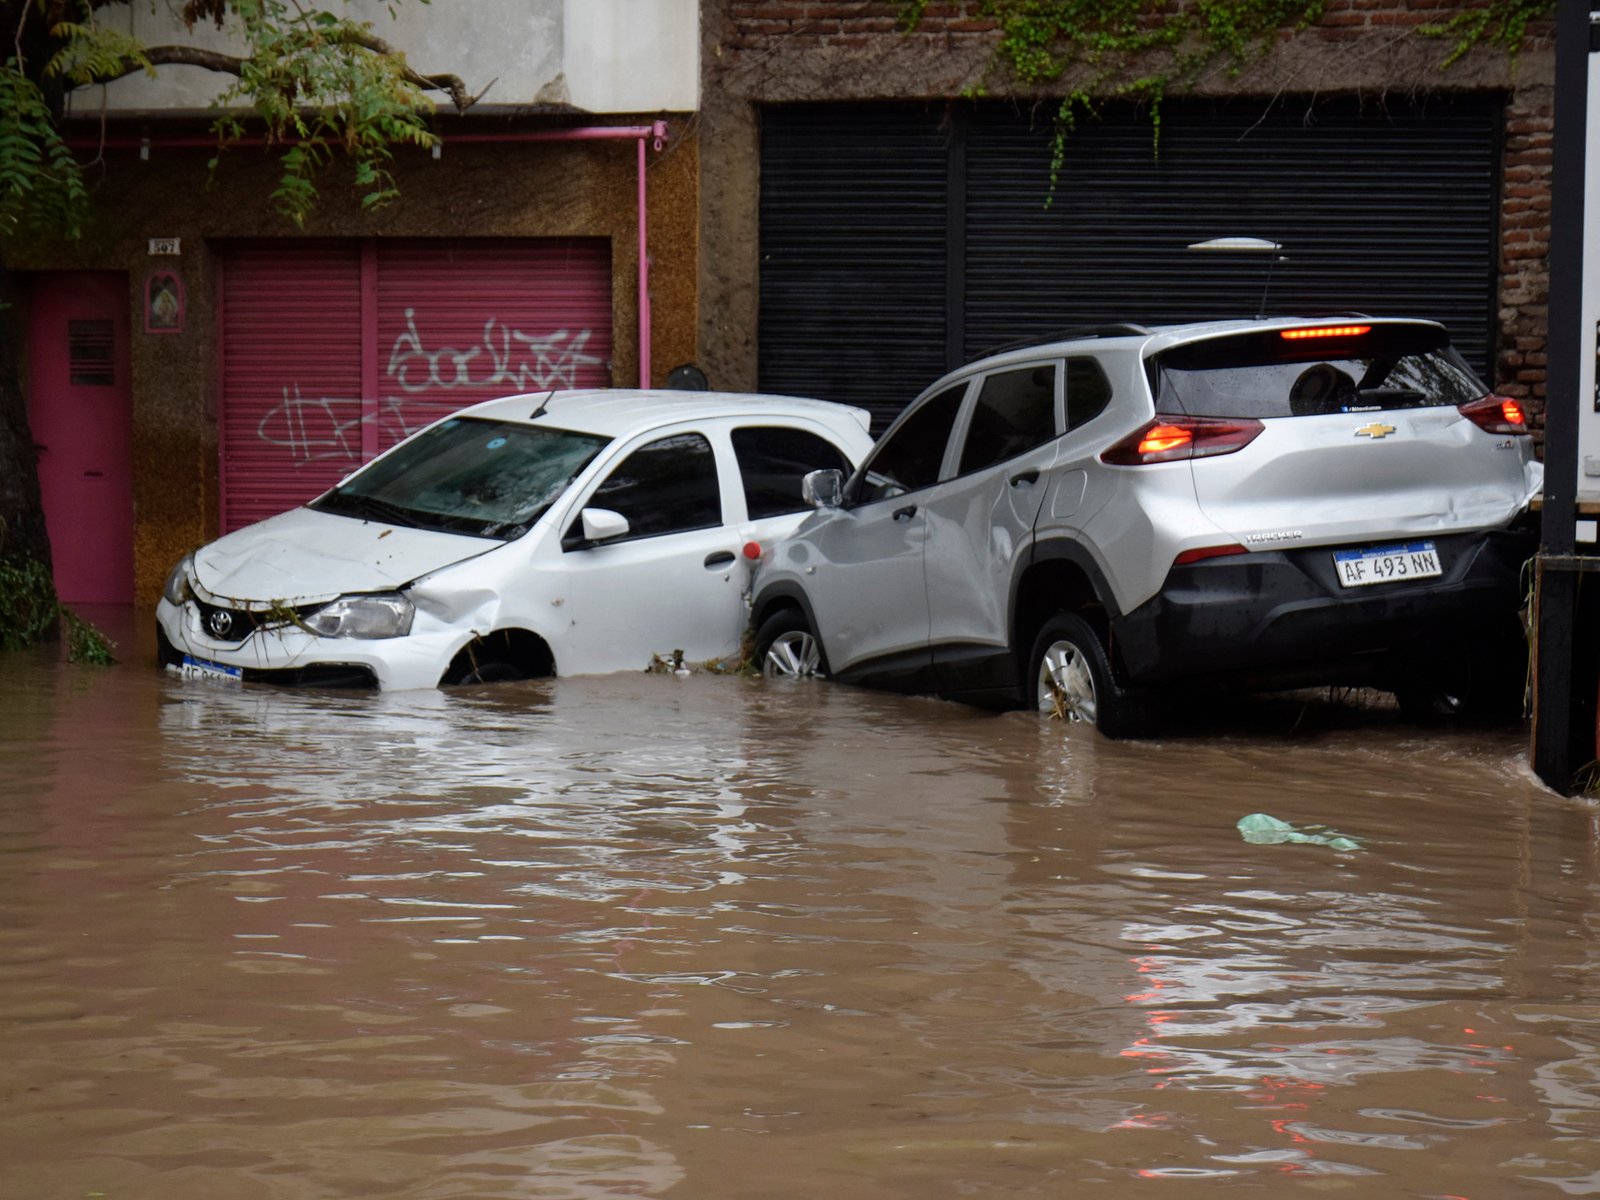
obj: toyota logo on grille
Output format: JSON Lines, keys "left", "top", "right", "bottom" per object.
{"left": 206, "top": 609, "right": 236, "bottom": 640}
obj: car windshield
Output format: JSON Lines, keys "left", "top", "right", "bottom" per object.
{"left": 1153, "top": 324, "right": 1488, "bottom": 419}
{"left": 311, "top": 417, "right": 610, "bottom": 540}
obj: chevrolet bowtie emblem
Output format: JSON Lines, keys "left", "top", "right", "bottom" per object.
{"left": 1354, "top": 422, "right": 1396, "bottom": 439}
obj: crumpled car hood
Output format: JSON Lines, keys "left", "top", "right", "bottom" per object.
{"left": 191, "top": 507, "right": 495, "bottom": 608}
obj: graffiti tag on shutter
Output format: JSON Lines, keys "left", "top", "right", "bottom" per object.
{"left": 387, "top": 310, "right": 602, "bottom": 393}
{"left": 258, "top": 310, "right": 604, "bottom": 466}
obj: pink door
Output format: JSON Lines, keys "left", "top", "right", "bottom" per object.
{"left": 27, "top": 272, "right": 134, "bottom": 604}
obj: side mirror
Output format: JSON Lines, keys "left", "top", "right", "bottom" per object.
{"left": 580, "top": 507, "right": 630, "bottom": 543}
{"left": 802, "top": 468, "right": 844, "bottom": 510}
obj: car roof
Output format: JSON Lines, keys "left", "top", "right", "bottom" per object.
{"left": 449, "top": 388, "right": 873, "bottom": 439}
{"left": 964, "top": 315, "right": 1448, "bottom": 371}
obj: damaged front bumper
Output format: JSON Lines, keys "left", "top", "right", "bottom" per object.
{"left": 155, "top": 596, "right": 466, "bottom": 690}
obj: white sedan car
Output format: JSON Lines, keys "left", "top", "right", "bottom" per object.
{"left": 157, "top": 389, "right": 874, "bottom": 689}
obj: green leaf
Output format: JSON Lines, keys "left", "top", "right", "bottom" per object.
{"left": 896, "top": 0, "right": 1550, "bottom": 197}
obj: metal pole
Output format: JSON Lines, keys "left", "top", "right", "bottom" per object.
{"left": 1533, "top": 0, "right": 1595, "bottom": 791}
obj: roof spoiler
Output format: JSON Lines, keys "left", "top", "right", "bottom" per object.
{"left": 967, "top": 323, "right": 1154, "bottom": 363}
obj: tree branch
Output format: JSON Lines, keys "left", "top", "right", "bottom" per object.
{"left": 14, "top": 0, "right": 29, "bottom": 65}
{"left": 89, "top": 38, "right": 482, "bottom": 114}
{"left": 339, "top": 28, "right": 485, "bottom": 111}
{"left": 140, "top": 43, "right": 248, "bottom": 75}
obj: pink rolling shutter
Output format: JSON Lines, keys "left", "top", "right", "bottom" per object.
{"left": 219, "top": 238, "right": 612, "bottom": 532}
{"left": 375, "top": 240, "right": 614, "bottom": 450}
{"left": 219, "top": 242, "right": 364, "bottom": 531}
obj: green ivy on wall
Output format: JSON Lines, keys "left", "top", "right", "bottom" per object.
{"left": 899, "top": 0, "right": 1554, "bottom": 183}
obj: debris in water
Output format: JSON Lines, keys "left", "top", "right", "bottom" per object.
{"left": 1236, "top": 812, "right": 1361, "bottom": 852}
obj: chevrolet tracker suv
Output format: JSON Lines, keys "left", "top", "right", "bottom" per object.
{"left": 747, "top": 318, "right": 1543, "bottom": 737}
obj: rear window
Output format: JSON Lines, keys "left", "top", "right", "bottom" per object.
{"left": 731, "top": 426, "right": 852, "bottom": 519}
{"left": 1152, "top": 324, "right": 1487, "bottom": 419}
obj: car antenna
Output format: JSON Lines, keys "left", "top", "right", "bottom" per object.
{"left": 1186, "top": 237, "right": 1287, "bottom": 319}
{"left": 528, "top": 390, "right": 556, "bottom": 420}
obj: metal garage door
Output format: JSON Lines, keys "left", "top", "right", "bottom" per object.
{"left": 219, "top": 238, "right": 612, "bottom": 532}
{"left": 760, "top": 98, "right": 1501, "bottom": 430}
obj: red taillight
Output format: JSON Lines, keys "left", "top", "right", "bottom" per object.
{"left": 1279, "top": 324, "right": 1371, "bottom": 340}
{"left": 1139, "top": 424, "right": 1193, "bottom": 455}
{"left": 1174, "top": 544, "right": 1247, "bottom": 566}
{"left": 1100, "top": 415, "right": 1265, "bottom": 465}
{"left": 1459, "top": 394, "right": 1529, "bottom": 436}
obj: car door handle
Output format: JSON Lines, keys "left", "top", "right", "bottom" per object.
{"left": 703, "top": 550, "right": 736, "bottom": 569}
{"left": 1010, "top": 469, "right": 1040, "bottom": 488}
{"left": 892, "top": 504, "right": 918, "bottom": 521}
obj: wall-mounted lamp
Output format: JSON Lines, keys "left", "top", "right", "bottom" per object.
{"left": 1186, "top": 237, "right": 1288, "bottom": 318}
{"left": 1185, "top": 236, "right": 1282, "bottom": 253}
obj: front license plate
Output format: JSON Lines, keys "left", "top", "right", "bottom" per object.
{"left": 1333, "top": 541, "right": 1442, "bottom": 588}
{"left": 180, "top": 653, "right": 243, "bottom": 682}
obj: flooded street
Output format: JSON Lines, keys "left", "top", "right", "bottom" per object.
{"left": 4, "top": 611, "right": 1600, "bottom": 1198}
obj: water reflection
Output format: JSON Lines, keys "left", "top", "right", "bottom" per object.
{"left": 2, "top": 626, "right": 1600, "bottom": 1196}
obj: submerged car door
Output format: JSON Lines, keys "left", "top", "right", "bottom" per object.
{"left": 557, "top": 429, "right": 747, "bottom": 674}
{"left": 799, "top": 384, "right": 967, "bottom": 686}
{"left": 923, "top": 363, "right": 1060, "bottom": 691}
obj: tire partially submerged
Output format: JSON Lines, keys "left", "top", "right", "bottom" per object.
{"left": 755, "top": 609, "right": 826, "bottom": 680}
{"left": 1028, "top": 613, "right": 1157, "bottom": 739}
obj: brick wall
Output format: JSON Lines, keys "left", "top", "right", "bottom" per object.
{"left": 1499, "top": 85, "right": 1553, "bottom": 423}
{"left": 720, "top": 1, "right": 1541, "bottom": 55}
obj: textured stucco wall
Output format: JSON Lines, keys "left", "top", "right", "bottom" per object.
{"left": 68, "top": 0, "right": 698, "bottom": 115}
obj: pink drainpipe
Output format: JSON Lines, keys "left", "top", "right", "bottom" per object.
{"left": 440, "top": 123, "right": 669, "bottom": 386}
{"left": 71, "top": 120, "right": 672, "bottom": 387}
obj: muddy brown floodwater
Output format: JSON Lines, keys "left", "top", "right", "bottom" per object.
{"left": 3, "top": 610, "right": 1600, "bottom": 1199}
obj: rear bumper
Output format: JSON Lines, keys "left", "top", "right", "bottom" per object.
{"left": 1113, "top": 527, "right": 1535, "bottom": 688}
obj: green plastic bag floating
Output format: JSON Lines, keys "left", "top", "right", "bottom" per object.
{"left": 1236, "top": 812, "right": 1361, "bottom": 852}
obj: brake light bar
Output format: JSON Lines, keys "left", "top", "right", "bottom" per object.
{"left": 1100, "top": 415, "right": 1265, "bottom": 465}
{"left": 1459, "top": 394, "right": 1530, "bottom": 436}
{"left": 1280, "top": 324, "right": 1371, "bottom": 340}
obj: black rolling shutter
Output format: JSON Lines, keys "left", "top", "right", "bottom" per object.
{"left": 759, "top": 96, "right": 1502, "bottom": 426}
{"left": 759, "top": 105, "right": 953, "bottom": 429}
{"left": 964, "top": 98, "right": 1502, "bottom": 373}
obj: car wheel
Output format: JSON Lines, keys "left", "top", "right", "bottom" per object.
{"left": 447, "top": 659, "right": 527, "bottom": 686}
{"left": 755, "top": 609, "right": 827, "bottom": 680}
{"left": 1028, "top": 614, "right": 1157, "bottom": 739}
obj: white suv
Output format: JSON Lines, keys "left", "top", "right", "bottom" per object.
{"left": 749, "top": 318, "right": 1542, "bottom": 736}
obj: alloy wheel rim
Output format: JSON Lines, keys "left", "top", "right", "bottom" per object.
{"left": 764, "top": 631, "right": 821, "bottom": 679}
{"left": 1038, "top": 640, "right": 1096, "bottom": 723}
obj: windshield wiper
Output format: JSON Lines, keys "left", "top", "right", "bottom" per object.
{"left": 321, "top": 490, "right": 420, "bottom": 528}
